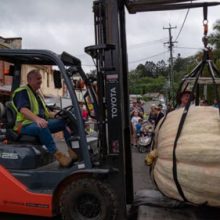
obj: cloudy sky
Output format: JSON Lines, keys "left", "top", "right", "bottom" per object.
{"left": 0, "top": 0, "right": 220, "bottom": 72}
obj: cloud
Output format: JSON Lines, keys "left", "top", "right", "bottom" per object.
{"left": 126, "top": 3, "right": 220, "bottom": 69}
{"left": 0, "top": 0, "right": 95, "bottom": 71}
{"left": 0, "top": 0, "right": 220, "bottom": 72}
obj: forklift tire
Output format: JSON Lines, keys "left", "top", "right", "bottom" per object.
{"left": 59, "top": 178, "right": 118, "bottom": 220}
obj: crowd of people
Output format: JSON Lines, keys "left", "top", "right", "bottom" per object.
{"left": 178, "top": 90, "right": 220, "bottom": 108}
{"left": 130, "top": 100, "right": 164, "bottom": 147}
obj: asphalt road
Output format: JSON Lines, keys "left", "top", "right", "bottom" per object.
{"left": 132, "top": 146, "right": 154, "bottom": 193}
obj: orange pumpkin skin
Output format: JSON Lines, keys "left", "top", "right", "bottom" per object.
{"left": 153, "top": 106, "right": 220, "bottom": 207}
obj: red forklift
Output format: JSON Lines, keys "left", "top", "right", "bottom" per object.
{"left": 0, "top": 1, "right": 220, "bottom": 220}
{"left": 0, "top": 49, "right": 119, "bottom": 220}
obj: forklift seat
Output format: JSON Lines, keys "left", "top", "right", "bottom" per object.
{"left": 5, "top": 102, "right": 40, "bottom": 144}
{"left": 0, "top": 102, "right": 6, "bottom": 119}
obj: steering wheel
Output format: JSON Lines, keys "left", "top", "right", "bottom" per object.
{"left": 54, "top": 105, "right": 78, "bottom": 134}
{"left": 54, "top": 105, "right": 74, "bottom": 119}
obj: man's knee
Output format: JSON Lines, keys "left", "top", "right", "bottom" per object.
{"left": 40, "top": 127, "right": 53, "bottom": 135}
{"left": 48, "top": 118, "right": 66, "bottom": 131}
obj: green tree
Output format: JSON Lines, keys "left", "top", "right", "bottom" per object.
{"left": 156, "top": 60, "right": 168, "bottom": 77}
{"left": 173, "top": 55, "right": 197, "bottom": 82}
{"left": 144, "top": 61, "right": 157, "bottom": 77}
{"left": 207, "top": 20, "right": 220, "bottom": 75}
{"left": 209, "top": 20, "right": 220, "bottom": 54}
{"left": 135, "top": 64, "right": 147, "bottom": 78}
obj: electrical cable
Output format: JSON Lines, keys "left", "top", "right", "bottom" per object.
{"left": 82, "top": 49, "right": 169, "bottom": 67}
{"left": 174, "top": 46, "right": 202, "bottom": 50}
{"left": 129, "top": 50, "right": 169, "bottom": 64}
{"left": 128, "top": 38, "right": 167, "bottom": 49}
{"left": 174, "top": 1, "right": 192, "bottom": 42}
{"left": 78, "top": 39, "right": 170, "bottom": 67}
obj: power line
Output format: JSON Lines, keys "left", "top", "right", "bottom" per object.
{"left": 77, "top": 38, "right": 168, "bottom": 57}
{"left": 82, "top": 46, "right": 201, "bottom": 68}
{"left": 128, "top": 50, "right": 169, "bottom": 64}
{"left": 67, "top": 39, "right": 171, "bottom": 67}
{"left": 174, "top": 4, "right": 191, "bottom": 42}
{"left": 174, "top": 46, "right": 202, "bottom": 50}
{"left": 128, "top": 38, "right": 167, "bottom": 49}
{"left": 83, "top": 50, "right": 169, "bottom": 67}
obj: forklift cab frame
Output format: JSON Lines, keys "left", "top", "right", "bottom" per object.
{"left": 0, "top": 49, "right": 92, "bottom": 168}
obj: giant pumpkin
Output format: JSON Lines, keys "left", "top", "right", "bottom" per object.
{"left": 151, "top": 106, "right": 220, "bottom": 206}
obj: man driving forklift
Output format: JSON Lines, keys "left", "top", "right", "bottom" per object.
{"left": 11, "top": 69, "right": 78, "bottom": 167}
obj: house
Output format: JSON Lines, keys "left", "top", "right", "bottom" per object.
{"left": 0, "top": 36, "right": 63, "bottom": 103}
{"left": 0, "top": 36, "right": 23, "bottom": 102}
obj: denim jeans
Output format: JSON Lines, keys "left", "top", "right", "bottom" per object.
{"left": 21, "top": 118, "right": 71, "bottom": 154}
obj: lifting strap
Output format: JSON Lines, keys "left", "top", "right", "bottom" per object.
{"left": 172, "top": 59, "right": 205, "bottom": 202}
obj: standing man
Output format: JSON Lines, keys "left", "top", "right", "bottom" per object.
{"left": 12, "top": 69, "right": 78, "bottom": 167}
{"left": 154, "top": 105, "right": 164, "bottom": 127}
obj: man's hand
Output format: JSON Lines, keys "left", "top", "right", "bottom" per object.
{"left": 20, "top": 107, "right": 48, "bottom": 128}
{"left": 34, "top": 117, "right": 48, "bottom": 128}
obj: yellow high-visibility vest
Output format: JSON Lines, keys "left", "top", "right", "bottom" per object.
{"left": 11, "top": 85, "right": 49, "bottom": 131}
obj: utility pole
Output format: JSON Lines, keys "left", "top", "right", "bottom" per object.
{"left": 163, "top": 24, "right": 177, "bottom": 105}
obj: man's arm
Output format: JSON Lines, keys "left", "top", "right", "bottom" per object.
{"left": 20, "top": 107, "right": 48, "bottom": 128}
{"left": 14, "top": 90, "right": 48, "bottom": 128}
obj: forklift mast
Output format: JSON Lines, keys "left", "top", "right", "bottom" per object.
{"left": 86, "top": 0, "right": 220, "bottom": 219}
{"left": 86, "top": 0, "right": 133, "bottom": 218}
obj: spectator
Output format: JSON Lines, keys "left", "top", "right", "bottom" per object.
{"left": 213, "top": 99, "right": 219, "bottom": 108}
{"left": 178, "top": 90, "right": 193, "bottom": 108}
{"left": 131, "top": 110, "right": 141, "bottom": 146}
{"left": 166, "top": 102, "right": 174, "bottom": 113}
{"left": 136, "top": 100, "right": 144, "bottom": 117}
{"left": 81, "top": 104, "right": 88, "bottom": 123}
{"left": 200, "top": 99, "right": 209, "bottom": 106}
{"left": 148, "top": 104, "right": 157, "bottom": 125}
{"left": 135, "top": 118, "right": 142, "bottom": 138}
{"left": 130, "top": 101, "right": 137, "bottom": 115}
{"left": 154, "top": 105, "right": 164, "bottom": 127}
